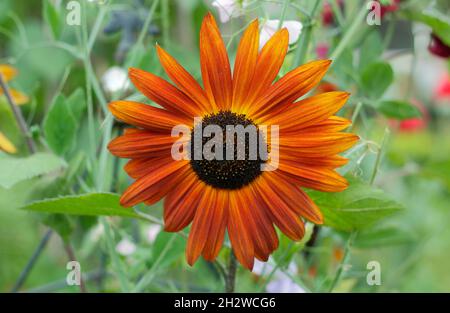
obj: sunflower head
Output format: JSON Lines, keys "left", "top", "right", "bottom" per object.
{"left": 108, "top": 12, "right": 358, "bottom": 270}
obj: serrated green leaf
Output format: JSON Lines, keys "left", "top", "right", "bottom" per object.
{"left": 376, "top": 100, "right": 422, "bottom": 120}
{"left": 361, "top": 62, "right": 394, "bottom": 99}
{"left": 20, "top": 193, "right": 142, "bottom": 219}
{"left": 66, "top": 88, "right": 86, "bottom": 122}
{"left": 43, "top": 94, "right": 77, "bottom": 155}
{"left": 43, "top": 0, "right": 62, "bottom": 39}
{"left": 0, "top": 152, "right": 66, "bottom": 189}
{"left": 308, "top": 179, "right": 403, "bottom": 232}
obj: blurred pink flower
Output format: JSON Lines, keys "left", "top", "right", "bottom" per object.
{"left": 321, "top": 0, "right": 343, "bottom": 27}
{"left": 316, "top": 43, "right": 329, "bottom": 59}
{"left": 377, "top": 0, "right": 401, "bottom": 19}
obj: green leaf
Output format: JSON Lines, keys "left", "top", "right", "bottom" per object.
{"left": 43, "top": 94, "right": 77, "bottom": 155}
{"left": 361, "top": 62, "right": 394, "bottom": 99}
{"left": 404, "top": 9, "right": 450, "bottom": 46}
{"left": 20, "top": 193, "right": 143, "bottom": 219}
{"left": 151, "top": 232, "right": 185, "bottom": 268}
{"left": 66, "top": 88, "right": 86, "bottom": 122}
{"left": 0, "top": 152, "right": 66, "bottom": 189}
{"left": 43, "top": 0, "right": 62, "bottom": 39}
{"left": 359, "top": 31, "right": 383, "bottom": 70}
{"left": 376, "top": 100, "right": 422, "bottom": 120}
{"left": 354, "top": 226, "right": 415, "bottom": 248}
{"left": 308, "top": 179, "right": 403, "bottom": 232}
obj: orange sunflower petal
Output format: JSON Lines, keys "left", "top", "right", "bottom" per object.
{"left": 241, "top": 187, "right": 279, "bottom": 261}
{"left": 200, "top": 13, "right": 233, "bottom": 111}
{"left": 278, "top": 161, "right": 349, "bottom": 192}
{"left": 124, "top": 156, "right": 173, "bottom": 179}
{"left": 108, "top": 129, "right": 178, "bottom": 158}
{"left": 281, "top": 154, "right": 349, "bottom": 168}
{"left": 232, "top": 19, "right": 259, "bottom": 112}
{"left": 109, "top": 100, "right": 191, "bottom": 132}
{"left": 279, "top": 132, "right": 359, "bottom": 157}
{"left": 202, "top": 190, "right": 228, "bottom": 261}
{"left": 128, "top": 67, "right": 202, "bottom": 117}
{"left": 266, "top": 172, "right": 323, "bottom": 224}
{"left": 164, "top": 171, "right": 205, "bottom": 232}
{"left": 228, "top": 190, "right": 255, "bottom": 270}
{"left": 300, "top": 116, "right": 352, "bottom": 133}
{"left": 156, "top": 45, "right": 211, "bottom": 113}
{"left": 120, "top": 160, "right": 188, "bottom": 207}
{"left": 254, "top": 176, "right": 305, "bottom": 241}
{"left": 250, "top": 60, "right": 332, "bottom": 119}
{"left": 260, "top": 91, "right": 349, "bottom": 128}
{"left": 242, "top": 28, "right": 289, "bottom": 112}
{"left": 186, "top": 186, "right": 219, "bottom": 265}
{"left": 143, "top": 165, "right": 191, "bottom": 206}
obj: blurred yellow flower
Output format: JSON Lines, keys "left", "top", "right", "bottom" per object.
{"left": 0, "top": 131, "right": 17, "bottom": 154}
{"left": 0, "top": 64, "right": 29, "bottom": 105}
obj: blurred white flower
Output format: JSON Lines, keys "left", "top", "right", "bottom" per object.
{"left": 266, "top": 277, "right": 306, "bottom": 293}
{"left": 101, "top": 66, "right": 130, "bottom": 93}
{"left": 260, "top": 20, "right": 303, "bottom": 48}
{"left": 116, "top": 238, "right": 136, "bottom": 256}
{"left": 253, "top": 258, "right": 306, "bottom": 293}
{"left": 89, "top": 223, "right": 104, "bottom": 242}
{"left": 145, "top": 224, "right": 162, "bottom": 243}
{"left": 212, "top": 0, "right": 249, "bottom": 23}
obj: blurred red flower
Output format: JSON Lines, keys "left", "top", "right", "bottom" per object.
{"left": 428, "top": 34, "right": 450, "bottom": 59}
{"left": 398, "top": 100, "right": 428, "bottom": 132}
{"left": 434, "top": 73, "right": 450, "bottom": 100}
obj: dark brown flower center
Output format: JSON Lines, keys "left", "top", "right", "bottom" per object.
{"left": 189, "top": 110, "right": 266, "bottom": 189}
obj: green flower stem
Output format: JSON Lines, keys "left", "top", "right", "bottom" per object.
{"left": 292, "top": 0, "right": 323, "bottom": 68}
{"left": 225, "top": 251, "right": 238, "bottom": 293}
{"left": 162, "top": 0, "right": 170, "bottom": 48}
{"left": 133, "top": 234, "right": 177, "bottom": 292}
{"left": 329, "top": 3, "right": 368, "bottom": 63}
{"left": 277, "top": 0, "right": 290, "bottom": 30}
{"left": 328, "top": 231, "right": 357, "bottom": 292}
{"left": 101, "top": 217, "right": 131, "bottom": 292}
{"left": 10, "top": 229, "right": 53, "bottom": 292}
{"left": 348, "top": 101, "right": 363, "bottom": 133}
{"left": 370, "top": 127, "right": 390, "bottom": 185}
{"left": 330, "top": 0, "right": 345, "bottom": 27}
{"left": 257, "top": 242, "right": 294, "bottom": 292}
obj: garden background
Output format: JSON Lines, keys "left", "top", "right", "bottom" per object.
{"left": 1, "top": 0, "right": 450, "bottom": 292}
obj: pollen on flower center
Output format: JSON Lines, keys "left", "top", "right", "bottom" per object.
{"left": 189, "top": 110, "right": 266, "bottom": 190}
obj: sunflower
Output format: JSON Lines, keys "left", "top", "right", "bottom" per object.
{"left": 108, "top": 13, "right": 358, "bottom": 270}
{"left": 0, "top": 64, "right": 29, "bottom": 105}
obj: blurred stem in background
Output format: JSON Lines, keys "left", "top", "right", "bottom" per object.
{"left": 292, "top": 0, "right": 323, "bottom": 68}
{"left": 225, "top": 252, "right": 237, "bottom": 292}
